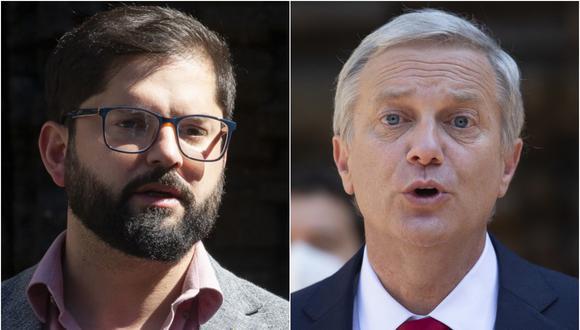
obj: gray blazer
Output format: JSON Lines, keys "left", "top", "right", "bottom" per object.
{"left": 2, "top": 257, "right": 288, "bottom": 329}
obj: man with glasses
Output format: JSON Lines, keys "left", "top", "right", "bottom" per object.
{"left": 2, "top": 6, "right": 287, "bottom": 329}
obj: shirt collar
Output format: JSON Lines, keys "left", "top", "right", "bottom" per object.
{"left": 355, "top": 232, "right": 498, "bottom": 330}
{"left": 27, "top": 231, "right": 68, "bottom": 324}
{"left": 165, "top": 239, "right": 223, "bottom": 326}
{"left": 26, "top": 230, "right": 224, "bottom": 328}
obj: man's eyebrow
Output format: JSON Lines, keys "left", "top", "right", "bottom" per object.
{"left": 448, "top": 90, "right": 483, "bottom": 103}
{"left": 372, "top": 87, "right": 416, "bottom": 106}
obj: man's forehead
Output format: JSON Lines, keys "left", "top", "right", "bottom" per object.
{"left": 361, "top": 42, "right": 497, "bottom": 105}
{"left": 111, "top": 55, "right": 216, "bottom": 88}
{"left": 371, "top": 86, "right": 486, "bottom": 105}
{"left": 82, "top": 55, "right": 221, "bottom": 116}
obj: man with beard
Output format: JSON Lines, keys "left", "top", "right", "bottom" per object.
{"left": 2, "top": 6, "right": 287, "bottom": 329}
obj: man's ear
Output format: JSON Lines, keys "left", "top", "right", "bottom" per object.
{"left": 38, "top": 121, "right": 69, "bottom": 187}
{"left": 333, "top": 135, "right": 354, "bottom": 195}
{"left": 498, "top": 138, "right": 523, "bottom": 198}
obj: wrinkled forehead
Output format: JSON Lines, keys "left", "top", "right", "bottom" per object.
{"left": 360, "top": 41, "right": 498, "bottom": 108}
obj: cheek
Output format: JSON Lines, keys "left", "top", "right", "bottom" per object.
{"left": 348, "top": 139, "right": 401, "bottom": 212}
{"left": 74, "top": 122, "right": 112, "bottom": 166}
{"left": 189, "top": 160, "right": 223, "bottom": 197}
{"left": 452, "top": 144, "right": 504, "bottom": 206}
{"left": 74, "top": 138, "right": 140, "bottom": 188}
{"left": 179, "top": 158, "right": 206, "bottom": 183}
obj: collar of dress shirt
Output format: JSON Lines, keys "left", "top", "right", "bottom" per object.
{"left": 26, "top": 231, "right": 223, "bottom": 329}
{"left": 354, "top": 232, "right": 498, "bottom": 330}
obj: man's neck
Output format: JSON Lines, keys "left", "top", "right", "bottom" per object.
{"left": 365, "top": 228, "right": 486, "bottom": 315}
{"left": 63, "top": 216, "right": 195, "bottom": 330}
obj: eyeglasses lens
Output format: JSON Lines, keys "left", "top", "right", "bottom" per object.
{"left": 105, "top": 108, "right": 158, "bottom": 152}
{"left": 177, "top": 117, "right": 228, "bottom": 160}
{"left": 103, "top": 108, "right": 228, "bottom": 161}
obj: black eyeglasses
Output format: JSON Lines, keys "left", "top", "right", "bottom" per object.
{"left": 62, "top": 106, "right": 237, "bottom": 162}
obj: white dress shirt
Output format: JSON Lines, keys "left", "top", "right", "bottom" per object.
{"left": 353, "top": 233, "right": 498, "bottom": 330}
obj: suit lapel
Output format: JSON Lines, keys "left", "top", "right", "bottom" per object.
{"left": 201, "top": 257, "right": 264, "bottom": 329}
{"left": 492, "top": 236, "right": 561, "bottom": 329}
{"left": 301, "top": 238, "right": 566, "bottom": 329}
{"left": 301, "top": 248, "right": 364, "bottom": 330}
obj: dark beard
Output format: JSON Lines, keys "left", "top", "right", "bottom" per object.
{"left": 64, "top": 144, "right": 223, "bottom": 263}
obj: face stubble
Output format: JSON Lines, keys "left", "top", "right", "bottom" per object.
{"left": 64, "top": 140, "right": 224, "bottom": 263}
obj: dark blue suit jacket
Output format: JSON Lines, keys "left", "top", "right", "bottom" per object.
{"left": 291, "top": 236, "right": 578, "bottom": 329}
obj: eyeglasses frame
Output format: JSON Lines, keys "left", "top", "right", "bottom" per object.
{"left": 61, "top": 106, "right": 237, "bottom": 162}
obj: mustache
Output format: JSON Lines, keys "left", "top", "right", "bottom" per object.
{"left": 119, "top": 167, "right": 194, "bottom": 205}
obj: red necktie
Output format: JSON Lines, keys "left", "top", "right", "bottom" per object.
{"left": 397, "top": 317, "right": 450, "bottom": 330}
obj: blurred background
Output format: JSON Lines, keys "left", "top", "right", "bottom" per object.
{"left": 291, "top": 169, "right": 363, "bottom": 291}
{"left": 291, "top": 1, "right": 578, "bottom": 288}
{"left": 2, "top": 2, "right": 289, "bottom": 298}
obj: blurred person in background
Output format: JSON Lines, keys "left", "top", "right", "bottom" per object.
{"left": 291, "top": 8, "right": 578, "bottom": 330}
{"left": 291, "top": 169, "right": 363, "bottom": 291}
{"left": 2, "top": 6, "right": 287, "bottom": 329}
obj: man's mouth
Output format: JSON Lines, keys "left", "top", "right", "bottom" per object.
{"left": 135, "top": 183, "right": 182, "bottom": 197}
{"left": 413, "top": 187, "right": 440, "bottom": 198}
{"left": 403, "top": 181, "right": 449, "bottom": 206}
{"left": 140, "top": 190, "right": 179, "bottom": 198}
{"left": 132, "top": 184, "right": 184, "bottom": 207}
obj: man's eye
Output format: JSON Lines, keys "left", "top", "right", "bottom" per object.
{"left": 452, "top": 116, "right": 470, "bottom": 128}
{"left": 181, "top": 126, "right": 208, "bottom": 137}
{"left": 383, "top": 114, "right": 401, "bottom": 125}
{"left": 118, "top": 119, "right": 146, "bottom": 129}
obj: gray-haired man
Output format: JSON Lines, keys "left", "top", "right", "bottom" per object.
{"left": 292, "top": 9, "right": 577, "bottom": 330}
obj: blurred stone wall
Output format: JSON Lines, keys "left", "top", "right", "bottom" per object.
{"left": 2, "top": 2, "right": 289, "bottom": 298}
{"left": 292, "top": 2, "right": 578, "bottom": 277}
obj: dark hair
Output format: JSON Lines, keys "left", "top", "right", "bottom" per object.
{"left": 45, "top": 5, "right": 236, "bottom": 123}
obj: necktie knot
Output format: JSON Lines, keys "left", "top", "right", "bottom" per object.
{"left": 397, "top": 317, "right": 450, "bottom": 330}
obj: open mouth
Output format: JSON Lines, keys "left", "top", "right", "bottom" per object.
{"left": 413, "top": 188, "right": 439, "bottom": 198}
{"left": 404, "top": 181, "right": 448, "bottom": 206}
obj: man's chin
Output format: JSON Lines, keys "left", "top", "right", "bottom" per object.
{"left": 145, "top": 211, "right": 184, "bottom": 228}
{"left": 396, "top": 215, "right": 451, "bottom": 247}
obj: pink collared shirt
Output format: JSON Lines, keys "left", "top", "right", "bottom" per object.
{"left": 26, "top": 232, "right": 223, "bottom": 330}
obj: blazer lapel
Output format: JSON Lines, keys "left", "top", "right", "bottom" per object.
{"left": 301, "top": 248, "right": 364, "bottom": 330}
{"left": 492, "top": 236, "right": 561, "bottom": 329}
{"left": 201, "top": 257, "right": 264, "bottom": 329}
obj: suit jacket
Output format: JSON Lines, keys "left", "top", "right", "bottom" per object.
{"left": 2, "top": 256, "right": 288, "bottom": 329}
{"left": 291, "top": 236, "right": 578, "bottom": 330}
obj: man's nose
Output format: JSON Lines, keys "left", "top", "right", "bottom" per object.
{"left": 406, "top": 120, "right": 444, "bottom": 166}
{"left": 146, "top": 122, "right": 184, "bottom": 168}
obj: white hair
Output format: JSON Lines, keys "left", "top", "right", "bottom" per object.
{"left": 333, "top": 9, "right": 524, "bottom": 151}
